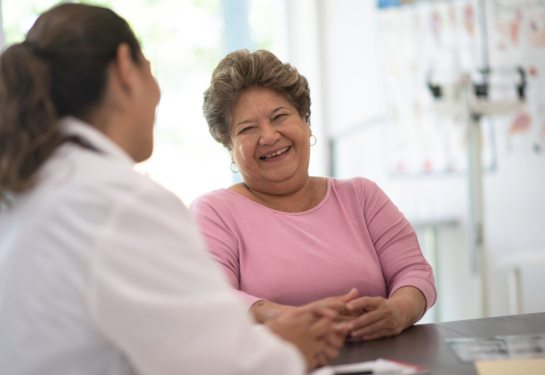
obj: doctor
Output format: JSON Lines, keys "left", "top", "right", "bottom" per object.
{"left": 0, "top": 4, "right": 347, "bottom": 374}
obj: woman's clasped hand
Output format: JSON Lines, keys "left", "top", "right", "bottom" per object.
{"left": 344, "top": 286, "right": 427, "bottom": 340}
{"left": 302, "top": 289, "right": 402, "bottom": 341}
{"left": 259, "top": 286, "right": 427, "bottom": 347}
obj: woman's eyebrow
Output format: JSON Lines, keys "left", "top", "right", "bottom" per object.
{"left": 235, "top": 119, "right": 252, "bottom": 129}
{"left": 235, "top": 107, "right": 289, "bottom": 129}
{"left": 271, "top": 107, "right": 288, "bottom": 115}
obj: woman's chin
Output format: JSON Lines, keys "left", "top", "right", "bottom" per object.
{"left": 252, "top": 171, "right": 307, "bottom": 189}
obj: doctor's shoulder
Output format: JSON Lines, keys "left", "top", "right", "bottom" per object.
{"left": 36, "top": 141, "right": 188, "bottom": 223}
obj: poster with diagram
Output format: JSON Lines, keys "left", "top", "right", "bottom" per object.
{"left": 486, "top": 0, "right": 545, "bottom": 154}
{"left": 378, "top": 0, "right": 494, "bottom": 175}
{"left": 378, "top": 0, "right": 545, "bottom": 175}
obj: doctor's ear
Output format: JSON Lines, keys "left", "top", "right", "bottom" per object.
{"left": 112, "top": 43, "right": 140, "bottom": 97}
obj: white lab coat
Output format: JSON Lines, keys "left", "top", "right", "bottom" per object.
{"left": 0, "top": 117, "right": 305, "bottom": 375}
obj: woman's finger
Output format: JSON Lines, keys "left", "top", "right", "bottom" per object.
{"left": 337, "top": 288, "right": 359, "bottom": 303}
{"left": 361, "top": 328, "right": 398, "bottom": 341}
{"left": 352, "top": 311, "right": 404, "bottom": 338}
{"left": 348, "top": 309, "right": 384, "bottom": 331}
{"left": 325, "top": 301, "right": 361, "bottom": 321}
{"left": 297, "top": 303, "right": 337, "bottom": 320}
{"left": 336, "top": 314, "right": 358, "bottom": 322}
{"left": 325, "top": 300, "right": 350, "bottom": 313}
{"left": 346, "top": 296, "right": 382, "bottom": 312}
{"left": 335, "top": 321, "right": 354, "bottom": 334}
{"left": 351, "top": 318, "right": 387, "bottom": 338}
{"left": 306, "top": 299, "right": 353, "bottom": 317}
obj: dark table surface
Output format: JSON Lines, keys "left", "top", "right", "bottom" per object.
{"left": 330, "top": 312, "right": 545, "bottom": 375}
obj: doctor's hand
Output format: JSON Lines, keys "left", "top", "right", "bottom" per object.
{"left": 249, "top": 288, "right": 359, "bottom": 325}
{"left": 314, "top": 318, "right": 352, "bottom": 367}
{"left": 345, "top": 286, "right": 426, "bottom": 341}
{"left": 266, "top": 305, "right": 348, "bottom": 370}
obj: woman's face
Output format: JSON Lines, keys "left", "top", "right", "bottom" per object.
{"left": 230, "top": 86, "right": 312, "bottom": 193}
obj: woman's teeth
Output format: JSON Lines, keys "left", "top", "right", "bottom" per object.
{"left": 261, "top": 146, "right": 290, "bottom": 160}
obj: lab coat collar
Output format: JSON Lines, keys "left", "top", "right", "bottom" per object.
{"left": 58, "top": 116, "right": 135, "bottom": 167}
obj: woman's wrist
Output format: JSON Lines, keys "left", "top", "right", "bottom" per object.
{"left": 389, "top": 286, "right": 426, "bottom": 329}
{"left": 250, "top": 300, "right": 295, "bottom": 323}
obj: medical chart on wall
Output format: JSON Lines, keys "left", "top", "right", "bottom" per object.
{"left": 486, "top": 0, "right": 545, "bottom": 155}
{"left": 378, "top": 0, "right": 492, "bottom": 176}
{"left": 377, "top": 0, "right": 545, "bottom": 176}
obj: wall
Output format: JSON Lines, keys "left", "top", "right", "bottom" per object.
{"left": 286, "top": 0, "right": 329, "bottom": 177}
{"left": 287, "top": 0, "right": 545, "bottom": 322}
{"left": 486, "top": 119, "right": 545, "bottom": 316}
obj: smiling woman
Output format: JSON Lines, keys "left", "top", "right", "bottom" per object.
{"left": 229, "top": 86, "right": 318, "bottom": 208}
{"left": 191, "top": 49, "right": 438, "bottom": 342}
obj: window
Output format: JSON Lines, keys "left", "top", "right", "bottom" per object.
{"left": 2, "top": 0, "right": 287, "bottom": 205}
{"left": 3, "top": 0, "right": 230, "bottom": 206}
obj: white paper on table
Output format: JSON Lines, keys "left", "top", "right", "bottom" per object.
{"left": 310, "top": 359, "right": 429, "bottom": 375}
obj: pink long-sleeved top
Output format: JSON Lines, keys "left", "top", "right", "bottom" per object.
{"left": 190, "top": 177, "right": 436, "bottom": 312}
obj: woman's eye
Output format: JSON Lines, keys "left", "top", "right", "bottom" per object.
{"left": 239, "top": 127, "right": 253, "bottom": 134}
{"left": 274, "top": 114, "right": 287, "bottom": 121}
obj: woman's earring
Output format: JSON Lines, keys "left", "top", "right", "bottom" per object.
{"left": 230, "top": 162, "right": 239, "bottom": 173}
{"left": 310, "top": 135, "right": 317, "bottom": 146}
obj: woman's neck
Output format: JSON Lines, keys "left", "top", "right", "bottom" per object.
{"left": 230, "top": 176, "right": 328, "bottom": 213}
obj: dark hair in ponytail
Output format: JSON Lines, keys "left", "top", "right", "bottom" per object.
{"left": 0, "top": 3, "right": 142, "bottom": 205}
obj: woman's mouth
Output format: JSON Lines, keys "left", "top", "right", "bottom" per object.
{"left": 260, "top": 146, "right": 291, "bottom": 161}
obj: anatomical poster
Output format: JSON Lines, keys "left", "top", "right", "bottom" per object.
{"left": 486, "top": 0, "right": 545, "bottom": 155}
{"left": 378, "top": 0, "right": 495, "bottom": 176}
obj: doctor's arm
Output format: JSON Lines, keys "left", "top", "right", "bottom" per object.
{"left": 87, "top": 186, "right": 335, "bottom": 374}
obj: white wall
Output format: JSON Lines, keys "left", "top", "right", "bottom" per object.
{"left": 285, "top": 0, "right": 329, "bottom": 177}
{"left": 485, "top": 121, "right": 545, "bottom": 316}
{"left": 320, "top": 0, "right": 383, "bottom": 135}
{"left": 287, "top": 0, "right": 545, "bottom": 322}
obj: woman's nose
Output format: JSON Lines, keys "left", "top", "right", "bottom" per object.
{"left": 258, "top": 123, "right": 280, "bottom": 145}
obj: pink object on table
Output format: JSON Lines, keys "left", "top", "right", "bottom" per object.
{"left": 190, "top": 177, "right": 436, "bottom": 312}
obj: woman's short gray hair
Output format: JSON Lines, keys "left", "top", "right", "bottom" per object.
{"left": 203, "top": 49, "right": 311, "bottom": 150}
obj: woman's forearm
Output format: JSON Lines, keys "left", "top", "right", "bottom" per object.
{"left": 389, "top": 286, "right": 427, "bottom": 329}
{"left": 250, "top": 300, "right": 296, "bottom": 323}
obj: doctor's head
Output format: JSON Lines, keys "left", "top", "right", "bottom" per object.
{"left": 0, "top": 3, "right": 160, "bottom": 203}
